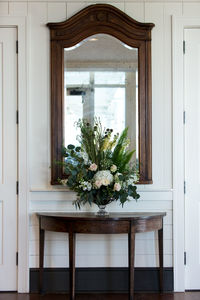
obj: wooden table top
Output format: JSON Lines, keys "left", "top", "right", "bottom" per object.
{"left": 37, "top": 212, "right": 166, "bottom": 221}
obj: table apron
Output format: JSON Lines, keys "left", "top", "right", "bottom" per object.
{"left": 40, "top": 216, "right": 163, "bottom": 234}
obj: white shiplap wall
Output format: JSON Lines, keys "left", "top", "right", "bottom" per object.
{"left": 2, "top": 0, "right": 198, "bottom": 269}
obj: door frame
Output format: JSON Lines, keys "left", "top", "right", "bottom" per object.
{"left": 172, "top": 17, "right": 200, "bottom": 292}
{"left": 0, "top": 17, "right": 28, "bottom": 292}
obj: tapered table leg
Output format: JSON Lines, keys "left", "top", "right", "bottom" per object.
{"left": 158, "top": 224, "right": 164, "bottom": 292}
{"left": 39, "top": 223, "right": 45, "bottom": 294}
{"left": 69, "top": 232, "right": 76, "bottom": 300}
{"left": 128, "top": 223, "right": 135, "bottom": 300}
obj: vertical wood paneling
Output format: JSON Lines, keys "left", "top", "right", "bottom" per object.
{"left": 9, "top": 2, "right": 27, "bottom": 16}
{"left": 125, "top": 2, "right": 145, "bottom": 22}
{"left": 28, "top": 2, "right": 49, "bottom": 189}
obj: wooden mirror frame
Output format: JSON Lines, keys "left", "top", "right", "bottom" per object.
{"left": 47, "top": 4, "right": 154, "bottom": 185}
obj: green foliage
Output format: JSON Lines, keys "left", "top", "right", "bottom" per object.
{"left": 111, "top": 128, "right": 135, "bottom": 172}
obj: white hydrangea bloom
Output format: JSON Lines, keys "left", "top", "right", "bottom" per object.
{"left": 93, "top": 170, "right": 113, "bottom": 188}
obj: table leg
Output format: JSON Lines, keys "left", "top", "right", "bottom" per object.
{"left": 39, "top": 227, "right": 45, "bottom": 294}
{"left": 158, "top": 225, "right": 164, "bottom": 292}
{"left": 69, "top": 232, "right": 76, "bottom": 300}
{"left": 128, "top": 223, "right": 135, "bottom": 300}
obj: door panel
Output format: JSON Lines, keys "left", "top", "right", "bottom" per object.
{"left": 184, "top": 28, "right": 200, "bottom": 290}
{"left": 0, "top": 28, "right": 17, "bottom": 290}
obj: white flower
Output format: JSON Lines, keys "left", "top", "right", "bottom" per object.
{"left": 93, "top": 170, "right": 113, "bottom": 187}
{"left": 126, "top": 174, "right": 139, "bottom": 186}
{"left": 94, "top": 180, "right": 102, "bottom": 189}
{"left": 133, "top": 174, "right": 139, "bottom": 182}
{"left": 60, "top": 179, "right": 68, "bottom": 185}
{"left": 89, "top": 163, "right": 98, "bottom": 171}
{"left": 110, "top": 165, "right": 117, "bottom": 173}
{"left": 114, "top": 182, "right": 121, "bottom": 191}
{"left": 126, "top": 178, "right": 134, "bottom": 186}
{"left": 86, "top": 182, "right": 92, "bottom": 191}
{"left": 79, "top": 181, "right": 92, "bottom": 191}
{"left": 102, "top": 178, "right": 110, "bottom": 186}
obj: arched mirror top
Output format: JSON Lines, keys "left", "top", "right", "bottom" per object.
{"left": 48, "top": 4, "right": 155, "bottom": 185}
{"left": 47, "top": 4, "right": 154, "bottom": 47}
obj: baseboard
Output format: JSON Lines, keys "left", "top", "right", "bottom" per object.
{"left": 30, "top": 267, "right": 173, "bottom": 293}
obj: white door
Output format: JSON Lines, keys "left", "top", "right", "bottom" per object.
{"left": 0, "top": 28, "right": 17, "bottom": 290}
{"left": 184, "top": 28, "right": 200, "bottom": 289}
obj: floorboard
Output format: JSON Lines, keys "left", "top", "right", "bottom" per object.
{"left": 0, "top": 293, "right": 200, "bottom": 300}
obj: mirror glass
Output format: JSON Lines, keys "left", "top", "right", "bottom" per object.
{"left": 64, "top": 34, "right": 138, "bottom": 161}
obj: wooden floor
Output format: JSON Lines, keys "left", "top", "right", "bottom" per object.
{"left": 0, "top": 293, "right": 200, "bottom": 300}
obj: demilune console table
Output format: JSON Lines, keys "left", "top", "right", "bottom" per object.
{"left": 37, "top": 212, "right": 166, "bottom": 300}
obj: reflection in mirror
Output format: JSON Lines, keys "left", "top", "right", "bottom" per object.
{"left": 64, "top": 34, "right": 138, "bottom": 161}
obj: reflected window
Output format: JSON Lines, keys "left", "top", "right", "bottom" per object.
{"left": 64, "top": 34, "right": 138, "bottom": 160}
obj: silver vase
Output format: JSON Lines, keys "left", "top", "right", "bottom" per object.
{"left": 96, "top": 205, "right": 109, "bottom": 216}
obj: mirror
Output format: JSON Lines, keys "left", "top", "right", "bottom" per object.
{"left": 47, "top": 4, "right": 154, "bottom": 184}
{"left": 64, "top": 34, "right": 138, "bottom": 161}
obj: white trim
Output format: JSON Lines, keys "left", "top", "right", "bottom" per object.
{"left": 0, "top": 17, "right": 29, "bottom": 292}
{"left": 172, "top": 16, "right": 200, "bottom": 292}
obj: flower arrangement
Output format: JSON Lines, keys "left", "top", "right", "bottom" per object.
{"left": 59, "top": 118, "right": 140, "bottom": 210}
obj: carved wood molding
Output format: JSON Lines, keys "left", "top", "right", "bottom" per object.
{"left": 47, "top": 4, "right": 154, "bottom": 46}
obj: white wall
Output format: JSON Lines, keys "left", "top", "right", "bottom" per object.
{"left": 3, "top": 0, "right": 199, "bottom": 269}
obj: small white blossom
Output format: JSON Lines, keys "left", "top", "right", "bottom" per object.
{"left": 80, "top": 151, "right": 89, "bottom": 164}
{"left": 133, "top": 174, "right": 139, "bottom": 182}
{"left": 110, "top": 165, "right": 117, "bottom": 173}
{"left": 89, "top": 163, "right": 98, "bottom": 171}
{"left": 114, "top": 182, "right": 121, "bottom": 191}
{"left": 94, "top": 180, "right": 102, "bottom": 189}
{"left": 126, "top": 178, "right": 134, "bottom": 186}
{"left": 79, "top": 181, "right": 92, "bottom": 191}
{"left": 60, "top": 179, "right": 68, "bottom": 185}
{"left": 126, "top": 174, "right": 139, "bottom": 186}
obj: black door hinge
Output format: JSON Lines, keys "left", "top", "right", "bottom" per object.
{"left": 183, "top": 111, "right": 186, "bottom": 124}
{"left": 184, "top": 251, "right": 186, "bottom": 265}
{"left": 16, "top": 181, "right": 19, "bottom": 195}
{"left": 16, "top": 252, "right": 18, "bottom": 266}
{"left": 16, "top": 110, "right": 19, "bottom": 124}
{"left": 183, "top": 40, "right": 185, "bottom": 54}
{"left": 184, "top": 181, "right": 186, "bottom": 194}
{"left": 16, "top": 41, "right": 18, "bottom": 54}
